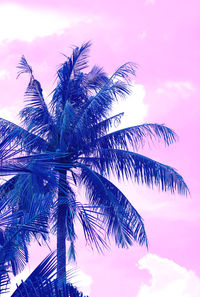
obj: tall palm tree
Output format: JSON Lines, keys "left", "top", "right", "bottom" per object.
{"left": 0, "top": 137, "right": 88, "bottom": 296}
{"left": 0, "top": 42, "right": 188, "bottom": 289}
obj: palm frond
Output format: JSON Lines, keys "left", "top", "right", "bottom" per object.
{"left": 19, "top": 79, "right": 55, "bottom": 139}
{"left": 74, "top": 80, "right": 130, "bottom": 133}
{"left": 0, "top": 198, "right": 23, "bottom": 227}
{"left": 65, "top": 41, "right": 91, "bottom": 75}
{"left": 11, "top": 252, "right": 88, "bottom": 297}
{"left": 0, "top": 263, "right": 9, "bottom": 294}
{"left": 84, "top": 65, "right": 108, "bottom": 92}
{"left": 0, "top": 118, "right": 48, "bottom": 153}
{"left": 76, "top": 202, "right": 108, "bottom": 252}
{"left": 92, "top": 112, "right": 124, "bottom": 136}
{"left": 82, "top": 149, "right": 189, "bottom": 195}
{"left": 70, "top": 63, "right": 136, "bottom": 143}
{"left": 87, "top": 123, "right": 177, "bottom": 152}
{"left": 50, "top": 42, "right": 91, "bottom": 114}
{"left": 16, "top": 55, "right": 33, "bottom": 79}
{"left": 79, "top": 164, "right": 147, "bottom": 248}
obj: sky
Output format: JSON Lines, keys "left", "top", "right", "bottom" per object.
{"left": 0, "top": 0, "right": 199, "bottom": 296}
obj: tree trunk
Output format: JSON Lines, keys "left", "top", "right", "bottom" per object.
{"left": 57, "top": 170, "right": 67, "bottom": 290}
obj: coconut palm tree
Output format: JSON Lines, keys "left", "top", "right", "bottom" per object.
{"left": 0, "top": 42, "right": 188, "bottom": 290}
{"left": 0, "top": 138, "right": 87, "bottom": 296}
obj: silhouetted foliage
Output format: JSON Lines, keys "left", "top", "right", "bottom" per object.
{"left": 0, "top": 42, "right": 188, "bottom": 294}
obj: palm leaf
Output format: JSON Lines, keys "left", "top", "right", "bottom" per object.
{"left": 83, "top": 65, "right": 108, "bottom": 92}
{"left": 11, "top": 252, "right": 88, "bottom": 297}
{"left": 16, "top": 55, "right": 33, "bottom": 79}
{"left": 0, "top": 118, "right": 48, "bottom": 153}
{"left": 19, "top": 79, "right": 55, "bottom": 139}
{"left": 82, "top": 149, "right": 189, "bottom": 195}
{"left": 76, "top": 202, "right": 108, "bottom": 252}
{"left": 86, "top": 123, "right": 177, "bottom": 153}
{"left": 79, "top": 164, "right": 147, "bottom": 248}
{"left": 50, "top": 41, "right": 91, "bottom": 115}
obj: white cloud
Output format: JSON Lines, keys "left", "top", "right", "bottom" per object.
{"left": 68, "top": 265, "right": 92, "bottom": 296}
{"left": 136, "top": 253, "right": 200, "bottom": 297}
{"left": 111, "top": 83, "right": 148, "bottom": 129}
{"left": 156, "top": 81, "right": 195, "bottom": 98}
{"left": 145, "top": 0, "right": 156, "bottom": 5}
{"left": 0, "top": 3, "right": 93, "bottom": 43}
{"left": 5, "top": 265, "right": 92, "bottom": 296}
{"left": 0, "top": 105, "right": 19, "bottom": 123}
{"left": 4, "top": 268, "right": 31, "bottom": 296}
{"left": 0, "top": 70, "right": 10, "bottom": 80}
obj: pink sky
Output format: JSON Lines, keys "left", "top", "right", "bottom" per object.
{"left": 0, "top": 1, "right": 200, "bottom": 296}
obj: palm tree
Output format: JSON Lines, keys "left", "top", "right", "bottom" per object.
{"left": 0, "top": 42, "right": 188, "bottom": 290}
{"left": 0, "top": 138, "right": 87, "bottom": 296}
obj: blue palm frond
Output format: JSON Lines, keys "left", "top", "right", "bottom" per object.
{"left": 84, "top": 65, "right": 108, "bottom": 92}
{"left": 0, "top": 118, "right": 48, "bottom": 153}
{"left": 0, "top": 192, "right": 54, "bottom": 285}
{"left": 19, "top": 79, "right": 55, "bottom": 139}
{"left": 82, "top": 149, "right": 189, "bottom": 195}
{"left": 18, "top": 193, "right": 52, "bottom": 237}
{"left": 65, "top": 41, "right": 91, "bottom": 75}
{"left": 0, "top": 263, "right": 9, "bottom": 294}
{"left": 11, "top": 252, "right": 88, "bottom": 297}
{"left": 91, "top": 112, "right": 124, "bottom": 137}
{"left": 86, "top": 123, "right": 177, "bottom": 153}
{"left": 0, "top": 198, "right": 23, "bottom": 227}
{"left": 76, "top": 203, "right": 108, "bottom": 252}
{"left": 16, "top": 55, "right": 33, "bottom": 79}
{"left": 50, "top": 42, "right": 91, "bottom": 114}
{"left": 74, "top": 80, "right": 130, "bottom": 132}
{"left": 79, "top": 164, "right": 147, "bottom": 248}
{"left": 70, "top": 64, "right": 136, "bottom": 145}
{"left": 111, "top": 62, "right": 137, "bottom": 82}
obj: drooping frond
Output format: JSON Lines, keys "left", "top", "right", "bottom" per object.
{"left": 82, "top": 149, "right": 189, "bottom": 195}
{"left": 16, "top": 55, "right": 33, "bottom": 79}
{"left": 76, "top": 202, "right": 108, "bottom": 252}
{"left": 79, "top": 164, "right": 147, "bottom": 248}
{"left": 0, "top": 118, "right": 48, "bottom": 153}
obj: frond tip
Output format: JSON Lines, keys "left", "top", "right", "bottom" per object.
{"left": 17, "top": 55, "right": 33, "bottom": 79}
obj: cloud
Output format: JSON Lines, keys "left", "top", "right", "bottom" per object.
{"left": 4, "top": 269, "right": 30, "bottom": 296}
{"left": 136, "top": 253, "right": 200, "bottom": 297}
{"left": 0, "top": 3, "right": 93, "bottom": 43}
{"left": 0, "top": 70, "right": 10, "bottom": 80}
{"left": 0, "top": 105, "right": 19, "bottom": 123}
{"left": 145, "top": 0, "right": 156, "bottom": 5}
{"left": 156, "top": 81, "right": 195, "bottom": 98}
{"left": 68, "top": 265, "right": 92, "bottom": 296}
{"left": 111, "top": 83, "right": 148, "bottom": 129}
{"left": 5, "top": 265, "right": 92, "bottom": 297}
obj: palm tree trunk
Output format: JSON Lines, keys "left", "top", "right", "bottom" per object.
{"left": 57, "top": 170, "right": 67, "bottom": 290}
